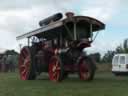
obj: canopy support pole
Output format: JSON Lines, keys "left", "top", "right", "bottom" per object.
{"left": 90, "top": 23, "right": 93, "bottom": 41}
{"left": 27, "top": 37, "right": 30, "bottom": 47}
{"left": 64, "top": 23, "right": 73, "bottom": 40}
{"left": 74, "top": 22, "right": 77, "bottom": 40}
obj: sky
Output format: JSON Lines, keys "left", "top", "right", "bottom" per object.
{"left": 0, "top": 0, "right": 127, "bottom": 55}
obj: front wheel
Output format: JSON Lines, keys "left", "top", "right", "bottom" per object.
{"left": 19, "top": 46, "right": 36, "bottom": 80}
{"left": 78, "top": 57, "right": 96, "bottom": 81}
{"left": 48, "top": 56, "right": 64, "bottom": 82}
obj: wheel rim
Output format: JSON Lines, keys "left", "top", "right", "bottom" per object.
{"left": 79, "top": 60, "right": 90, "bottom": 80}
{"left": 19, "top": 47, "right": 31, "bottom": 80}
{"left": 49, "top": 57, "right": 61, "bottom": 82}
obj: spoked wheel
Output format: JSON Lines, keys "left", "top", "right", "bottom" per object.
{"left": 78, "top": 57, "right": 96, "bottom": 81}
{"left": 48, "top": 56, "right": 64, "bottom": 82}
{"left": 19, "top": 46, "right": 36, "bottom": 80}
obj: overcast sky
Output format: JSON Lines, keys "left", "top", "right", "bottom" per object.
{"left": 0, "top": 0, "right": 127, "bottom": 55}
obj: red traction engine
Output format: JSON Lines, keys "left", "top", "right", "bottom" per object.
{"left": 16, "top": 12, "right": 105, "bottom": 82}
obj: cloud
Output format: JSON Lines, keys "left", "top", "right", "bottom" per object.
{"left": 0, "top": 0, "right": 124, "bottom": 54}
{"left": 1, "top": 0, "right": 117, "bottom": 35}
{"left": 80, "top": 0, "right": 121, "bottom": 22}
{"left": 0, "top": 0, "right": 83, "bottom": 35}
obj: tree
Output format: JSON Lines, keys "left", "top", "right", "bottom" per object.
{"left": 4, "top": 50, "right": 19, "bottom": 66}
{"left": 4, "top": 50, "right": 19, "bottom": 55}
{"left": 102, "top": 51, "right": 115, "bottom": 63}
{"left": 89, "top": 52, "right": 101, "bottom": 63}
{"left": 115, "top": 45, "right": 124, "bottom": 53}
{"left": 115, "top": 39, "right": 128, "bottom": 53}
{"left": 123, "top": 39, "right": 128, "bottom": 53}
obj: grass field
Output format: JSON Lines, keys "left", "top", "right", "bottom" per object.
{"left": 0, "top": 71, "right": 128, "bottom": 96}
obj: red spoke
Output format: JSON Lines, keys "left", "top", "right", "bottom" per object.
{"left": 49, "top": 57, "right": 61, "bottom": 82}
{"left": 56, "top": 66, "right": 60, "bottom": 70}
{"left": 79, "top": 60, "right": 91, "bottom": 80}
{"left": 20, "top": 64, "right": 26, "bottom": 68}
{"left": 55, "top": 61, "right": 59, "bottom": 67}
{"left": 20, "top": 55, "right": 24, "bottom": 62}
{"left": 54, "top": 61, "right": 60, "bottom": 71}
{"left": 53, "top": 72, "right": 57, "bottom": 78}
{"left": 52, "top": 64, "right": 56, "bottom": 72}
{"left": 22, "top": 50, "right": 27, "bottom": 59}
{"left": 24, "top": 57, "right": 30, "bottom": 65}
{"left": 53, "top": 71, "right": 59, "bottom": 81}
{"left": 21, "top": 69, "right": 27, "bottom": 75}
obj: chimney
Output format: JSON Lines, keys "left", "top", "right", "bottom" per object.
{"left": 65, "top": 12, "right": 74, "bottom": 18}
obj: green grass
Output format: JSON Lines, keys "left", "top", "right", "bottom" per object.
{"left": 0, "top": 72, "right": 128, "bottom": 96}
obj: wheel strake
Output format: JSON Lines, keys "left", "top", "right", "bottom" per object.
{"left": 49, "top": 56, "right": 64, "bottom": 82}
{"left": 79, "top": 57, "right": 96, "bottom": 81}
{"left": 19, "top": 47, "right": 31, "bottom": 80}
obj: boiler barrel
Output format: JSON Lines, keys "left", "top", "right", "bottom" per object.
{"left": 39, "top": 13, "right": 63, "bottom": 26}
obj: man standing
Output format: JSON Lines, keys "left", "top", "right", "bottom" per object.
{"left": 6, "top": 54, "right": 15, "bottom": 72}
{"left": 1, "top": 54, "right": 8, "bottom": 72}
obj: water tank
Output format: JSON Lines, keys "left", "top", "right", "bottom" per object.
{"left": 39, "top": 13, "right": 63, "bottom": 27}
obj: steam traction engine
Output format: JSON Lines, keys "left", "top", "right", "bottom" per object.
{"left": 17, "top": 12, "right": 105, "bottom": 82}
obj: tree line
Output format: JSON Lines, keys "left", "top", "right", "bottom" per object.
{"left": 89, "top": 39, "right": 128, "bottom": 63}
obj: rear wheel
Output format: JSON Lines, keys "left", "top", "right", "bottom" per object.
{"left": 78, "top": 57, "right": 96, "bottom": 81}
{"left": 19, "top": 46, "right": 36, "bottom": 80}
{"left": 48, "top": 56, "right": 64, "bottom": 82}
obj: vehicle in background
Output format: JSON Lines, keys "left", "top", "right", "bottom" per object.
{"left": 112, "top": 54, "right": 128, "bottom": 75}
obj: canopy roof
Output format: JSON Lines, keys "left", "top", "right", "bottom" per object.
{"left": 16, "top": 15, "right": 105, "bottom": 40}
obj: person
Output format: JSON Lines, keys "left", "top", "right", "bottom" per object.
{"left": 6, "top": 54, "right": 15, "bottom": 72}
{"left": 1, "top": 54, "right": 8, "bottom": 72}
{"left": 0, "top": 54, "right": 3, "bottom": 72}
